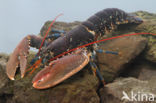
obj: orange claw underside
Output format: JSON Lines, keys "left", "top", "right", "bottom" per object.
{"left": 32, "top": 49, "right": 90, "bottom": 89}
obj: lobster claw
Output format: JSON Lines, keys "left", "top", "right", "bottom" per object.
{"left": 6, "top": 36, "right": 30, "bottom": 80}
{"left": 32, "top": 49, "right": 90, "bottom": 89}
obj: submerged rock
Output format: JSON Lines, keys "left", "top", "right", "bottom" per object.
{"left": 0, "top": 63, "right": 9, "bottom": 95}
{"left": 97, "top": 36, "right": 147, "bottom": 83}
{"left": 39, "top": 21, "right": 81, "bottom": 37}
{"left": 134, "top": 12, "right": 156, "bottom": 63}
{"left": 0, "top": 53, "right": 9, "bottom": 91}
{"left": 0, "top": 53, "right": 9, "bottom": 71}
{"left": 0, "top": 53, "right": 12, "bottom": 103}
{"left": 144, "top": 36, "right": 156, "bottom": 63}
{"left": 121, "top": 59, "right": 156, "bottom": 81}
{"left": 0, "top": 52, "right": 100, "bottom": 103}
{"left": 6, "top": 66, "right": 100, "bottom": 103}
{"left": 99, "top": 77, "right": 156, "bottom": 103}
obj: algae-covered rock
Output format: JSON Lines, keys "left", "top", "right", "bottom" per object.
{"left": 7, "top": 66, "right": 100, "bottom": 103}
{"left": 48, "top": 77, "right": 100, "bottom": 103}
{"left": 39, "top": 21, "right": 81, "bottom": 37}
{"left": 133, "top": 11, "right": 156, "bottom": 21}
{"left": 143, "top": 36, "right": 156, "bottom": 63}
{"left": 0, "top": 53, "right": 9, "bottom": 71}
{"left": 0, "top": 53, "right": 13, "bottom": 103}
{"left": 0, "top": 61, "right": 9, "bottom": 94}
{"left": 100, "top": 77, "right": 156, "bottom": 103}
{"left": 133, "top": 11, "right": 156, "bottom": 63}
{"left": 0, "top": 53, "right": 9, "bottom": 61}
{"left": 0, "top": 53, "right": 9, "bottom": 91}
{"left": 134, "top": 21, "right": 156, "bottom": 63}
{"left": 135, "top": 21, "right": 156, "bottom": 33}
{"left": 1, "top": 52, "right": 100, "bottom": 103}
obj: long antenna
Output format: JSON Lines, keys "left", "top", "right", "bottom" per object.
{"left": 37, "top": 13, "right": 63, "bottom": 56}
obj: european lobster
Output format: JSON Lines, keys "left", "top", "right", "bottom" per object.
{"left": 6, "top": 8, "right": 143, "bottom": 89}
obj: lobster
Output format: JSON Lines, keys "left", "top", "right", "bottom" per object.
{"left": 6, "top": 8, "right": 143, "bottom": 89}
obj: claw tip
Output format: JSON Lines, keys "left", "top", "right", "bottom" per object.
{"left": 32, "top": 82, "right": 37, "bottom": 88}
{"left": 21, "top": 74, "right": 25, "bottom": 78}
{"left": 10, "top": 77, "right": 15, "bottom": 80}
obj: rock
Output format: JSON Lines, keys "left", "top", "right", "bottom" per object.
{"left": 133, "top": 12, "right": 156, "bottom": 63}
{"left": 1, "top": 52, "right": 100, "bottom": 103}
{"left": 0, "top": 53, "right": 13, "bottom": 103}
{"left": 99, "top": 77, "right": 156, "bottom": 103}
{"left": 0, "top": 53, "right": 9, "bottom": 61}
{"left": 144, "top": 36, "right": 156, "bottom": 63}
{"left": 135, "top": 21, "right": 156, "bottom": 34}
{"left": 0, "top": 63, "right": 9, "bottom": 95}
{"left": 0, "top": 53, "right": 9, "bottom": 71}
{"left": 0, "top": 53, "right": 9, "bottom": 94}
{"left": 97, "top": 36, "right": 147, "bottom": 82}
{"left": 121, "top": 59, "right": 156, "bottom": 81}
{"left": 133, "top": 11, "right": 156, "bottom": 21}
{"left": 48, "top": 83, "right": 100, "bottom": 103}
{"left": 135, "top": 22, "right": 156, "bottom": 63}
{"left": 7, "top": 68, "right": 100, "bottom": 103}
{"left": 39, "top": 21, "right": 81, "bottom": 37}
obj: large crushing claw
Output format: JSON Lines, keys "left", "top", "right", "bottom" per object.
{"left": 6, "top": 35, "right": 43, "bottom": 80}
{"left": 32, "top": 49, "right": 90, "bottom": 89}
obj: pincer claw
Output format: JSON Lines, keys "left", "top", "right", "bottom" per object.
{"left": 6, "top": 36, "right": 30, "bottom": 80}
{"left": 32, "top": 49, "right": 90, "bottom": 89}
